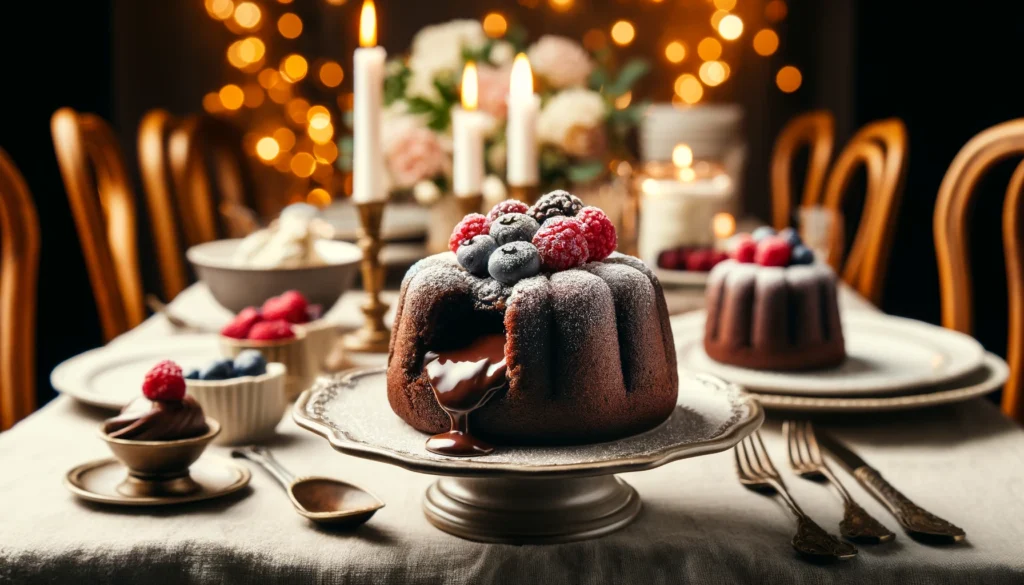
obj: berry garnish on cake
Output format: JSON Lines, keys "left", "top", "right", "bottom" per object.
{"left": 389, "top": 191, "right": 679, "bottom": 446}
{"left": 704, "top": 226, "right": 845, "bottom": 371}
{"left": 220, "top": 290, "right": 312, "bottom": 340}
{"left": 103, "top": 361, "right": 209, "bottom": 441}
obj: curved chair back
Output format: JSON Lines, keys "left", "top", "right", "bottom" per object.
{"left": 771, "top": 111, "right": 835, "bottom": 230}
{"left": 52, "top": 108, "right": 144, "bottom": 341}
{"left": 822, "top": 119, "right": 908, "bottom": 304}
{"left": 0, "top": 148, "right": 40, "bottom": 430}
{"left": 934, "top": 119, "right": 1024, "bottom": 422}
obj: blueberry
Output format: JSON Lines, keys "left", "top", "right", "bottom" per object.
{"left": 489, "top": 213, "right": 540, "bottom": 245}
{"left": 233, "top": 349, "right": 267, "bottom": 377}
{"left": 199, "top": 358, "right": 235, "bottom": 381}
{"left": 778, "top": 227, "right": 802, "bottom": 247}
{"left": 790, "top": 244, "right": 815, "bottom": 265}
{"left": 751, "top": 226, "right": 777, "bottom": 242}
{"left": 456, "top": 234, "right": 498, "bottom": 277}
{"left": 184, "top": 369, "right": 201, "bottom": 380}
{"left": 488, "top": 241, "right": 541, "bottom": 285}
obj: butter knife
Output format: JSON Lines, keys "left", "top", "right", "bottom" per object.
{"left": 816, "top": 432, "right": 966, "bottom": 543}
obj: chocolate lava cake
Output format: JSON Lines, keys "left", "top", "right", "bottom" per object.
{"left": 703, "top": 229, "right": 846, "bottom": 371}
{"left": 386, "top": 193, "right": 678, "bottom": 445}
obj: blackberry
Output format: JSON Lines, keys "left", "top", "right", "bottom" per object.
{"left": 527, "top": 190, "right": 584, "bottom": 223}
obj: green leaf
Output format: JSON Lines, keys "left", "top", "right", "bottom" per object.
{"left": 504, "top": 25, "right": 529, "bottom": 51}
{"left": 427, "top": 107, "right": 451, "bottom": 132}
{"left": 383, "top": 61, "right": 410, "bottom": 106}
{"left": 567, "top": 160, "right": 606, "bottom": 184}
{"left": 336, "top": 136, "right": 354, "bottom": 172}
{"left": 406, "top": 97, "right": 435, "bottom": 114}
{"left": 433, "top": 76, "right": 458, "bottom": 105}
{"left": 607, "top": 59, "right": 651, "bottom": 97}
{"left": 588, "top": 67, "right": 609, "bottom": 91}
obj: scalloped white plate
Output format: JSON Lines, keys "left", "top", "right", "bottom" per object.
{"left": 672, "top": 311, "right": 986, "bottom": 396}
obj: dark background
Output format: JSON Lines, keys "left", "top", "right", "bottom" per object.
{"left": 0, "top": 1, "right": 1019, "bottom": 408}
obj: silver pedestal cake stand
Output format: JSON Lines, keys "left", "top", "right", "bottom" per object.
{"left": 293, "top": 368, "right": 763, "bottom": 544}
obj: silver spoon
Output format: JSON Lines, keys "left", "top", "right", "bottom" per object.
{"left": 232, "top": 446, "right": 384, "bottom": 527}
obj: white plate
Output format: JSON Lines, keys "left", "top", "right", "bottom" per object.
{"left": 51, "top": 334, "right": 222, "bottom": 411}
{"left": 672, "top": 311, "right": 986, "bottom": 396}
{"left": 750, "top": 353, "right": 1007, "bottom": 412}
{"left": 655, "top": 268, "right": 710, "bottom": 287}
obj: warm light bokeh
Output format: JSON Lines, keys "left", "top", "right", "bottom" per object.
{"left": 665, "top": 41, "right": 686, "bottom": 63}
{"left": 319, "top": 62, "right": 344, "bottom": 87}
{"left": 672, "top": 143, "right": 693, "bottom": 168}
{"left": 273, "top": 127, "right": 296, "bottom": 151}
{"left": 277, "top": 13, "right": 302, "bottom": 39}
{"left": 614, "top": 91, "right": 632, "bottom": 109}
{"left": 710, "top": 9, "right": 728, "bottom": 29}
{"left": 753, "top": 29, "right": 779, "bottom": 56}
{"left": 718, "top": 15, "right": 743, "bottom": 40}
{"left": 256, "top": 137, "right": 280, "bottom": 161}
{"left": 713, "top": 0, "right": 737, "bottom": 10}
{"left": 483, "top": 13, "right": 507, "bottom": 38}
{"left": 697, "top": 37, "right": 723, "bottom": 61}
{"left": 359, "top": 0, "right": 377, "bottom": 47}
{"left": 233, "top": 2, "right": 261, "bottom": 29}
{"left": 219, "top": 84, "right": 245, "bottom": 110}
{"left": 610, "top": 20, "right": 636, "bottom": 46}
{"left": 549, "top": 0, "right": 573, "bottom": 12}
{"left": 674, "top": 74, "right": 703, "bottom": 104}
{"left": 582, "top": 28, "right": 606, "bottom": 51}
{"left": 307, "top": 105, "right": 331, "bottom": 128}
{"left": 699, "top": 61, "right": 727, "bottom": 86}
{"left": 713, "top": 212, "right": 736, "bottom": 239}
{"left": 307, "top": 188, "right": 332, "bottom": 208}
{"left": 206, "top": 0, "right": 234, "bottom": 21}
{"left": 776, "top": 65, "right": 802, "bottom": 93}
{"left": 308, "top": 123, "right": 334, "bottom": 145}
{"left": 281, "top": 54, "right": 308, "bottom": 82}
{"left": 314, "top": 141, "right": 339, "bottom": 164}
{"left": 290, "top": 153, "right": 317, "bottom": 177}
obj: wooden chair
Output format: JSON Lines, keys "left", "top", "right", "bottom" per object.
{"left": 771, "top": 110, "right": 835, "bottom": 230}
{"left": 934, "top": 119, "right": 1024, "bottom": 422}
{"left": 0, "top": 148, "right": 40, "bottom": 430}
{"left": 52, "top": 108, "right": 145, "bottom": 342}
{"left": 138, "top": 111, "right": 256, "bottom": 301}
{"left": 821, "top": 119, "right": 908, "bottom": 304}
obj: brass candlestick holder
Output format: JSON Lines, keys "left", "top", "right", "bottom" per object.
{"left": 455, "top": 193, "right": 483, "bottom": 216}
{"left": 343, "top": 201, "right": 391, "bottom": 354}
{"left": 509, "top": 184, "right": 540, "bottom": 205}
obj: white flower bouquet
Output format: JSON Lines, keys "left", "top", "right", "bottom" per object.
{"left": 339, "top": 20, "right": 650, "bottom": 200}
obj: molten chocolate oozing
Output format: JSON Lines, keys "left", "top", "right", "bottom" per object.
{"left": 423, "top": 334, "right": 507, "bottom": 457}
{"left": 103, "top": 395, "right": 209, "bottom": 441}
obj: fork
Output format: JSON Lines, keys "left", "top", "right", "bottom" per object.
{"left": 735, "top": 431, "right": 858, "bottom": 560}
{"left": 784, "top": 421, "right": 896, "bottom": 543}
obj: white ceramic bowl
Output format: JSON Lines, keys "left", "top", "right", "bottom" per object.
{"left": 219, "top": 331, "right": 314, "bottom": 401}
{"left": 187, "top": 239, "right": 362, "bottom": 313}
{"left": 186, "top": 363, "right": 287, "bottom": 445}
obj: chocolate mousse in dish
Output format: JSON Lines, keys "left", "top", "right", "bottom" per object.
{"left": 104, "top": 360, "right": 209, "bottom": 441}
{"left": 387, "top": 192, "right": 678, "bottom": 455}
{"left": 704, "top": 227, "right": 846, "bottom": 371}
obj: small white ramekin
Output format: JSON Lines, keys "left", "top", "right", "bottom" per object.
{"left": 186, "top": 363, "right": 287, "bottom": 445}
{"left": 220, "top": 330, "right": 313, "bottom": 401}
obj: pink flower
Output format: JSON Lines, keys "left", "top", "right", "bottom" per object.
{"left": 527, "top": 35, "right": 594, "bottom": 89}
{"left": 476, "top": 64, "right": 511, "bottom": 119}
{"left": 383, "top": 117, "right": 451, "bottom": 189}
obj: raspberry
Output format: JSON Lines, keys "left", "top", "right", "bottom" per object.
{"left": 449, "top": 213, "right": 490, "bottom": 253}
{"left": 248, "top": 319, "right": 296, "bottom": 341}
{"left": 262, "top": 290, "right": 309, "bottom": 324}
{"left": 576, "top": 206, "right": 617, "bottom": 261}
{"left": 657, "top": 249, "right": 680, "bottom": 270}
{"left": 221, "top": 307, "right": 262, "bottom": 339}
{"left": 730, "top": 235, "right": 757, "bottom": 263}
{"left": 531, "top": 216, "right": 589, "bottom": 271}
{"left": 685, "top": 249, "right": 711, "bottom": 272}
{"left": 527, "top": 190, "right": 584, "bottom": 224}
{"left": 755, "top": 236, "right": 792, "bottom": 267}
{"left": 142, "top": 360, "right": 186, "bottom": 402}
{"left": 486, "top": 199, "right": 529, "bottom": 222}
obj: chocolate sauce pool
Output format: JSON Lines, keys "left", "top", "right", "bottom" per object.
{"left": 423, "top": 334, "right": 507, "bottom": 457}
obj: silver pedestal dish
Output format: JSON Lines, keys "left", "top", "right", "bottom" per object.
{"left": 293, "top": 368, "right": 763, "bottom": 544}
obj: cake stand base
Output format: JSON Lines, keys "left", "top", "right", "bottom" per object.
{"left": 423, "top": 475, "right": 640, "bottom": 544}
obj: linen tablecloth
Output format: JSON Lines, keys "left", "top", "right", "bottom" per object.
{"left": 2, "top": 285, "right": 1024, "bottom": 584}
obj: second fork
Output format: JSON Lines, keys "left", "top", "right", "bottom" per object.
{"left": 785, "top": 420, "right": 896, "bottom": 543}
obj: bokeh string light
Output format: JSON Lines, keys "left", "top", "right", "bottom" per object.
{"left": 200, "top": 0, "right": 798, "bottom": 207}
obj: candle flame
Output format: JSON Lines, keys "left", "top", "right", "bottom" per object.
{"left": 359, "top": 0, "right": 377, "bottom": 47}
{"left": 461, "top": 61, "right": 478, "bottom": 110}
{"left": 672, "top": 143, "right": 693, "bottom": 168}
{"left": 510, "top": 53, "right": 533, "bottom": 99}
{"left": 712, "top": 212, "right": 736, "bottom": 239}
